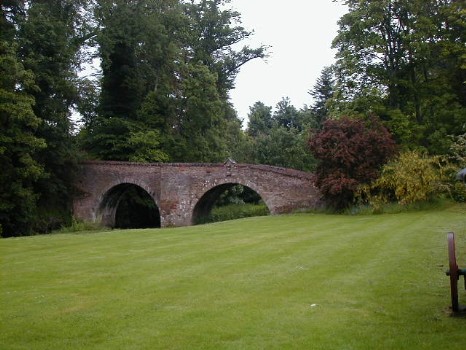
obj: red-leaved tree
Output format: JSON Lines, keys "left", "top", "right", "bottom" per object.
{"left": 308, "top": 116, "right": 397, "bottom": 210}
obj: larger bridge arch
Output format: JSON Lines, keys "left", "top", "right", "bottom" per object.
{"left": 192, "top": 182, "right": 268, "bottom": 224}
{"left": 73, "top": 161, "right": 322, "bottom": 228}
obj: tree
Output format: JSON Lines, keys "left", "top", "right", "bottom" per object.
{"left": 1, "top": 1, "right": 87, "bottom": 235}
{"left": 167, "top": 62, "right": 226, "bottom": 162}
{"left": 246, "top": 101, "right": 273, "bottom": 138}
{"left": 167, "top": 0, "right": 267, "bottom": 162}
{"left": 96, "top": 0, "right": 181, "bottom": 121}
{"left": 17, "top": 1, "right": 90, "bottom": 231}
{"left": 0, "top": 39, "right": 46, "bottom": 236}
{"left": 184, "top": 0, "right": 268, "bottom": 97}
{"left": 81, "top": 0, "right": 180, "bottom": 161}
{"left": 332, "top": 0, "right": 466, "bottom": 153}
{"left": 253, "top": 126, "right": 316, "bottom": 171}
{"left": 244, "top": 99, "right": 316, "bottom": 171}
{"left": 308, "top": 116, "right": 397, "bottom": 210}
{"left": 309, "top": 66, "right": 335, "bottom": 129}
{"left": 82, "top": 0, "right": 266, "bottom": 163}
{"left": 274, "top": 97, "right": 303, "bottom": 130}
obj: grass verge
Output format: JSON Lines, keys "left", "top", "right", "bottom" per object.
{"left": 1, "top": 205, "right": 466, "bottom": 349}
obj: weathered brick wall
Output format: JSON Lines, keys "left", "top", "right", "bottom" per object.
{"left": 73, "top": 161, "right": 322, "bottom": 227}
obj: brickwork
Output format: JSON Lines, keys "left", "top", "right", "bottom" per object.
{"left": 73, "top": 160, "right": 322, "bottom": 227}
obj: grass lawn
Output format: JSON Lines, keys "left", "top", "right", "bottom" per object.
{"left": 1, "top": 204, "right": 466, "bottom": 349}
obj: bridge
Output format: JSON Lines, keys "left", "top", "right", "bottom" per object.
{"left": 73, "top": 160, "right": 322, "bottom": 228}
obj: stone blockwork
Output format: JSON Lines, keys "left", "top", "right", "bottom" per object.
{"left": 73, "top": 160, "right": 322, "bottom": 227}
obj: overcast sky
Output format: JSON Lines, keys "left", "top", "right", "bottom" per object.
{"left": 227, "top": 0, "right": 348, "bottom": 125}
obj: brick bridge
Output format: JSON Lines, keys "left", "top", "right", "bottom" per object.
{"left": 73, "top": 160, "right": 321, "bottom": 228}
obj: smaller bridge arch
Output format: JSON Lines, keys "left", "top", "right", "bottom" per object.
{"left": 73, "top": 161, "right": 321, "bottom": 228}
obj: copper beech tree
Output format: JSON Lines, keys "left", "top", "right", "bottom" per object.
{"left": 308, "top": 116, "right": 397, "bottom": 210}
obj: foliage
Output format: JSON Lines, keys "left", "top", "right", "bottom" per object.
{"left": 446, "top": 133, "right": 466, "bottom": 202}
{"left": 128, "top": 130, "right": 169, "bottom": 163}
{"left": 332, "top": 0, "right": 466, "bottom": 154}
{"left": 450, "top": 182, "right": 466, "bottom": 203}
{"left": 196, "top": 203, "right": 269, "bottom": 224}
{"left": 167, "top": 62, "right": 226, "bottom": 162}
{"left": 347, "top": 196, "right": 456, "bottom": 215}
{"left": 183, "top": 0, "right": 268, "bottom": 97}
{"left": 309, "top": 116, "right": 397, "bottom": 210}
{"left": 81, "top": 0, "right": 267, "bottom": 163}
{"left": 14, "top": 1, "right": 91, "bottom": 233}
{"left": 0, "top": 40, "right": 46, "bottom": 237}
{"left": 213, "top": 185, "right": 261, "bottom": 206}
{"left": 56, "top": 217, "right": 107, "bottom": 234}
{"left": 359, "top": 151, "right": 452, "bottom": 208}
{"left": 244, "top": 99, "right": 317, "bottom": 171}
{"left": 274, "top": 97, "right": 302, "bottom": 130}
{"left": 309, "top": 65, "right": 336, "bottom": 129}
{"left": 253, "top": 126, "right": 317, "bottom": 171}
{"left": 449, "top": 133, "right": 466, "bottom": 167}
{"left": 1, "top": 0, "right": 267, "bottom": 236}
{"left": 247, "top": 101, "right": 274, "bottom": 138}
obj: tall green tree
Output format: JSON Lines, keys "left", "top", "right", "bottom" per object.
{"left": 167, "top": 62, "right": 226, "bottom": 161}
{"left": 247, "top": 101, "right": 273, "bottom": 138}
{"left": 184, "top": 0, "right": 267, "bottom": 98}
{"left": 181, "top": 0, "right": 267, "bottom": 162}
{"left": 83, "top": 0, "right": 266, "bottom": 163}
{"left": 244, "top": 100, "right": 316, "bottom": 171}
{"left": 82, "top": 0, "right": 179, "bottom": 161}
{"left": 332, "top": 0, "right": 466, "bottom": 153}
{"left": 17, "top": 0, "right": 90, "bottom": 231}
{"left": 96, "top": 0, "right": 181, "bottom": 121}
{"left": 309, "top": 66, "right": 335, "bottom": 129}
{"left": 0, "top": 2, "right": 47, "bottom": 236}
{"left": 274, "top": 97, "right": 303, "bottom": 130}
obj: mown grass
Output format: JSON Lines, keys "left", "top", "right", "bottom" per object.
{"left": 1, "top": 204, "right": 466, "bottom": 349}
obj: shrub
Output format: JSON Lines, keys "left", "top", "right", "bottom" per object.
{"left": 308, "top": 116, "right": 397, "bottom": 210}
{"left": 197, "top": 203, "right": 269, "bottom": 224}
{"left": 358, "top": 151, "right": 452, "bottom": 208}
{"left": 449, "top": 133, "right": 466, "bottom": 166}
{"left": 450, "top": 182, "right": 466, "bottom": 203}
{"left": 56, "top": 217, "right": 107, "bottom": 234}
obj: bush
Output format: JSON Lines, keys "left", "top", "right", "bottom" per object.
{"left": 308, "top": 116, "right": 397, "bottom": 210}
{"left": 197, "top": 203, "right": 269, "bottom": 224}
{"left": 358, "top": 151, "right": 452, "bottom": 208}
{"left": 56, "top": 217, "right": 107, "bottom": 234}
{"left": 33, "top": 215, "right": 66, "bottom": 234}
{"left": 450, "top": 182, "right": 466, "bottom": 203}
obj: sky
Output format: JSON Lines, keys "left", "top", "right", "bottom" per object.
{"left": 227, "top": 0, "right": 348, "bottom": 125}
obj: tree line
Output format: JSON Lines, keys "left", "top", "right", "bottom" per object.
{"left": 1, "top": 0, "right": 465, "bottom": 236}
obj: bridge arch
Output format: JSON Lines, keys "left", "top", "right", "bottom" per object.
{"left": 97, "top": 182, "right": 161, "bottom": 228}
{"left": 192, "top": 182, "right": 270, "bottom": 224}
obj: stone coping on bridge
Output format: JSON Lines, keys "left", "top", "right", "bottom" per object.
{"left": 79, "top": 160, "right": 315, "bottom": 180}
